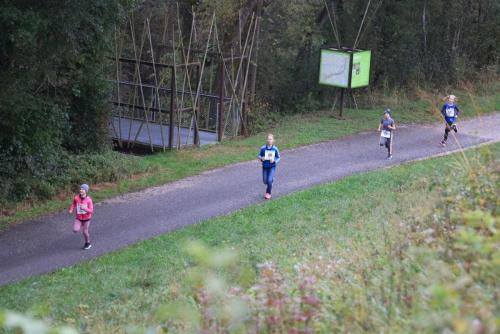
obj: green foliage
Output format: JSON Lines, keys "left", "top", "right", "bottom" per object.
{"left": 258, "top": 1, "right": 325, "bottom": 110}
{"left": 0, "top": 150, "right": 146, "bottom": 207}
{"left": 0, "top": 0, "right": 136, "bottom": 202}
{"left": 256, "top": 0, "right": 499, "bottom": 110}
{"left": 1, "top": 0, "right": 498, "bottom": 204}
{"left": 159, "top": 146, "right": 499, "bottom": 333}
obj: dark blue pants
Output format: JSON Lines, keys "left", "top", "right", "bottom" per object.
{"left": 444, "top": 121, "right": 456, "bottom": 142}
{"left": 262, "top": 166, "right": 276, "bottom": 194}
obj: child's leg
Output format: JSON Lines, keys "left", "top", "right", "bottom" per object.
{"left": 262, "top": 168, "right": 270, "bottom": 196}
{"left": 266, "top": 167, "right": 276, "bottom": 194}
{"left": 384, "top": 138, "right": 391, "bottom": 155}
{"left": 82, "top": 220, "right": 91, "bottom": 243}
{"left": 73, "top": 220, "right": 82, "bottom": 233}
{"left": 443, "top": 124, "right": 451, "bottom": 142}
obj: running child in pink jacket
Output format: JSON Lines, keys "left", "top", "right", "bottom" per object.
{"left": 69, "top": 184, "right": 94, "bottom": 250}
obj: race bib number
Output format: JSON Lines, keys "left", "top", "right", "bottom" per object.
{"left": 381, "top": 130, "right": 391, "bottom": 138}
{"left": 445, "top": 107, "right": 455, "bottom": 117}
{"left": 76, "top": 204, "right": 87, "bottom": 215}
{"left": 264, "top": 150, "right": 276, "bottom": 161}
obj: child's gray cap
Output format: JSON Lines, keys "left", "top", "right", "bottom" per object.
{"left": 80, "top": 184, "right": 90, "bottom": 193}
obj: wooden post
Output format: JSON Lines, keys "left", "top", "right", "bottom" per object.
{"left": 342, "top": 51, "right": 354, "bottom": 118}
{"left": 169, "top": 68, "right": 176, "bottom": 149}
{"left": 218, "top": 63, "right": 225, "bottom": 142}
{"left": 193, "top": 63, "right": 201, "bottom": 146}
{"left": 249, "top": 0, "right": 263, "bottom": 107}
{"left": 339, "top": 88, "right": 345, "bottom": 118}
{"left": 241, "top": 99, "right": 248, "bottom": 136}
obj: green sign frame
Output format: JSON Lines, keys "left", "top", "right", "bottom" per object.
{"left": 350, "top": 50, "right": 371, "bottom": 88}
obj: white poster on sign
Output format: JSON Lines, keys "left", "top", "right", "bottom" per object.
{"left": 318, "top": 49, "right": 351, "bottom": 88}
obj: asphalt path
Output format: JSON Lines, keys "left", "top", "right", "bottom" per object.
{"left": 1, "top": 113, "right": 499, "bottom": 286}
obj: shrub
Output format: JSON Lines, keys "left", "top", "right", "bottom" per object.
{"left": 0, "top": 150, "right": 147, "bottom": 207}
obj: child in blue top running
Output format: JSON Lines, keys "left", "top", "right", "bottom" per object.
{"left": 440, "top": 94, "right": 459, "bottom": 146}
{"left": 378, "top": 109, "right": 396, "bottom": 159}
{"left": 258, "top": 134, "right": 280, "bottom": 199}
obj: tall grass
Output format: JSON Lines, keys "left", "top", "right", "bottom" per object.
{"left": 153, "top": 146, "right": 499, "bottom": 333}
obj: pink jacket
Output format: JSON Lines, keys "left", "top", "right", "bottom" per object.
{"left": 69, "top": 195, "right": 94, "bottom": 221}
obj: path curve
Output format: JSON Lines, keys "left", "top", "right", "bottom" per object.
{"left": 1, "top": 113, "right": 499, "bottom": 286}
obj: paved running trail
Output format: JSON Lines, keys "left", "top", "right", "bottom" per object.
{"left": 1, "top": 114, "right": 499, "bottom": 286}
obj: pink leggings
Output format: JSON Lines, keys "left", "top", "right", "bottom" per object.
{"left": 73, "top": 220, "right": 91, "bottom": 243}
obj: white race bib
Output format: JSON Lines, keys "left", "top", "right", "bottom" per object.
{"left": 264, "top": 150, "right": 276, "bottom": 161}
{"left": 76, "top": 203, "right": 87, "bottom": 215}
{"left": 445, "top": 107, "right": 455, "bottom": 117}
{"left": 381, "top": 130, "right": 391, "bottom": 138}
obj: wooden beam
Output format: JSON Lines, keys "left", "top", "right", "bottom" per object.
{"left": 218, "top": 64, "right": 225, "bottom": 142}
{"left": 114, "top": 57, "right": 201, "bottom": 69}
{"left": 169, "top": 65, "right": 176, "bottom": 149}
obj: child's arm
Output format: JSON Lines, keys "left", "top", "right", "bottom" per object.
{"left": 455, "top": 105, "right": 460, "bottom": 118}
{"left": 258, "top": 147, "right": 265, "bottom": 161}
{"left": 274, "top": 148, "right": 281, "bottom": 164}
{"left": 83, "top": 199, "right": 93, "bottom": 214}
{"left": 389, "top": 121, "right": 396, "bottom": 130}
{"left": 69, "top": 197, "right": 76, "bottom": 213}
{"left": 441, "top": 105, "right": 447, "bottom": 119}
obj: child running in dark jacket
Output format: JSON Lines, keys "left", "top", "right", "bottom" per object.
{"left": 440, "top": 94, "right": 459, "bottom": 146}
{"left": 258, "top": 134, "right": 280, "bottom": 199}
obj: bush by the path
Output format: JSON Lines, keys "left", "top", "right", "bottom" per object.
{"left": 0, "top": 150, "right": 147, "bottom": 209}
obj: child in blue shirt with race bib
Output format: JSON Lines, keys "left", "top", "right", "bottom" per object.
{"left": 440, "top": 94, "right": 459, "bottom": 146}
{"left": 258, "top": 134, "right": 280, "bottom": 199}
{"left": 378, "top": 109, "right": 396, "bottom": 159}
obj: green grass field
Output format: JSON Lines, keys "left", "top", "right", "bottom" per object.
{"left": 1, "top": 142, "right": 497, "bottom": 333}
{"left": 2, "top": 84, "right": 499, "bottom": 229}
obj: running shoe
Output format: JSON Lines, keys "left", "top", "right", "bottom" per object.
{"left": 264, "top": 193, "right": 271, "bottom": 200}
{"left": 441, "top": 141, "right": 446, "bottom": 147}
{"left": 83, "top": 243, "right": 92, "bottom": 250}
{"left": 452, "top": 124, "right": 458, "bottom": 132}
{"left": 387, "top": 154, "right": 393, "bottom": 160}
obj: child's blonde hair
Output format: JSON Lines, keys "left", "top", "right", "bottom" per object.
{"left": 443, "top": 94, "right": 457, "bottom": 102}
{"left": 267, "top": 133, "right": 274, "bottom": 139}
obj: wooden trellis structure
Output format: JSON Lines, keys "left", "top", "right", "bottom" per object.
{"left": 109, "top": 7, "right": 259, "bottom": 152}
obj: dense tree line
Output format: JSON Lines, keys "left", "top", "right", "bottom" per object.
{"left": 256, "top": 0, "right": 499, "bottom": 108}
{"left": 0, "top": 0, "right": 498, "bottom": 203}
{"left": 0, "top": 0, "right": 134, "bottom": 201}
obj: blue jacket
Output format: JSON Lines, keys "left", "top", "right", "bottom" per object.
{"left": 441, "top": 103, "right": 459, "bottom": 124}
{"left": 259, "top": 145, "right": 280, "bottom": 168}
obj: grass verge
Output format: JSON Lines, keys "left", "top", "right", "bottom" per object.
{"left": 0, "top": 142, "right": 498, "bottom": 333}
